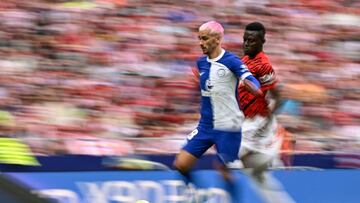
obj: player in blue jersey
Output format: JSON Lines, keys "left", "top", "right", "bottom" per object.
{"left": 173, "top": 21, "right": 263, "bottom": 185}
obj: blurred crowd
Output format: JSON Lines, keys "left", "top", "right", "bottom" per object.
{"left": 0, "top": 0, "right": 359, "bottom": 156}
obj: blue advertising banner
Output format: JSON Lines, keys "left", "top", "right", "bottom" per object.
{"left": 5, "top": 169, "right": 360, "bottom": 203}
{"left": 1, "top": 153, "right": 359, "bottom": 172}
{"left": 5, "top": 170, "right": 265, "bottom": 203}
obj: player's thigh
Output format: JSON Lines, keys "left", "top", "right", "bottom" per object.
{"left": 177, "top": 128, "right": 213, "bottom": 170}
{"left": 214, "top": 131, "right": 241, "bottom": 164}
{"left": 173, "top": 149, "right": 198, "bottom": 172}
{"left": 239, "top": 144, "right": 251, "bottom": 158}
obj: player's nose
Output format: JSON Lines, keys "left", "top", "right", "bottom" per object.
{"left": 244, "top": 40, "right": 249, "bottom": 47}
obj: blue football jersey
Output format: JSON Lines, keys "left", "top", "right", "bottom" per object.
{"left": 196, "top": 49, "right": 251, "bottom": 131}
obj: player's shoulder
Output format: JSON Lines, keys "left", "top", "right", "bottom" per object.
{"left": 222, "top": 51, "right": 241, "bottom": 61}
{"left": 218, "top": 51, "right": 244, "bottom": 72}
{"left": 217, "top": 51, "right": 242, "bottom": 67}
{"left": 196, "top": 55, "right": 208, "bottom": 67}
{"left": 250, "top": 52, "right": 274, "bottom": 72}
{"left": 197, "top": 55, "right": 207, "bottom": 62}
{"left": 258, "top": 52, "right": 272, "bottom": 66}
{"left": 256, "top": 53, "right": 277, "bottom": 82}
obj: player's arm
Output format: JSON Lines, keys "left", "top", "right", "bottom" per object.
{"left": 254, "top": 84, "right": 283, "bottom": 137}
{"left": 255, "top": 65, "right": 284, "bottom": 136}
{"left": 258, "top": 63, "right": 283, "bottom": 115}
{"left": 230, "top": 57, "right": 263, "bottom": 97}
{"left": 243, "top": 75, "right": 263, "bottom": 97}
{"left": 267, "top": 84, "right": 283, "bottom": 115}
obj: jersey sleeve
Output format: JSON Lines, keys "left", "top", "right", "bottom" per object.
{"left": 190, "top": 66, "right": 200, "bottom": 83}
{"left": 228, "top": 56, "right": 252, "bottom": 80}
{"left": 258, "top": 63, "right": 278, "bottom": 91}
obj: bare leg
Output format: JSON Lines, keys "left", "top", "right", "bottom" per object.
{"left": 213, "top": 161, "right": 234, "bottom": 183}
{"left": 173, "top": 150, "right": 198, "bottom": 184}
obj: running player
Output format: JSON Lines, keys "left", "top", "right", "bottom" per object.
{"left": 173, "top": 21, "right": 263, "bottom": 185}
{"left": 237, "top": 22, "right": 283, "bottom": 182}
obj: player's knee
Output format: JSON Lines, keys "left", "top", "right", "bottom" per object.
{"left": 243, "top": 153, "right": 272, "bottom": 169}
{"left": 173, "top": 155, "right": 194, "bottom": 174}
{"left": 173, "top": 158, "right": 190, "bottom": 174}
{"left": 173, "top": 150, "right": 197, "bottom": 173}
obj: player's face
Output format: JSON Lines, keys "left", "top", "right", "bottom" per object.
{"left": 243, "top": 30, "right": 263, "bottom": 57}
{"left": 198, "top": 29, "right": 220, "bottom": 55}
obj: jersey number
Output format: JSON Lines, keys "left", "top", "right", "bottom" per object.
{"left": 187, "top": 129, "right": 198, "bottom": 140}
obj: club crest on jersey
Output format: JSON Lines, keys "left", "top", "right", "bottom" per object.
{"left": 217, "top": 68, "right": 226, "bottom": 77}
{"left": 205, "top": 79, "right": 213, "bottom": 91}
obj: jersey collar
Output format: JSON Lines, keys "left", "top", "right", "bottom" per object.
{"left": 207, "top": 49, "right": 225, "bottom": 62}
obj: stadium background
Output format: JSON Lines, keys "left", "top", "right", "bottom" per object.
{"left": 0, "top": 0, "right": 359, "bottom": 202}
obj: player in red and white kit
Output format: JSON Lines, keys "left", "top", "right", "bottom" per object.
{"left": 237, "top": 22, "right": 283, "bottom": 182}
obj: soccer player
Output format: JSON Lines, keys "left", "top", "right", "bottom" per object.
{"left": 173, "top": 21, "right": 263, "bottom": 186}
{"left": 237, "top": 22, "right": 283, "bottom": 183}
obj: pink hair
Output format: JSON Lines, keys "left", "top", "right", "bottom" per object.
{"left": 199, "top": 21, "right": 224, "bottom": 37}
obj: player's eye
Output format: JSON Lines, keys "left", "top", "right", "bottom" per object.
{"left": 248, "top": 38, "right": 255, "bottom": 43}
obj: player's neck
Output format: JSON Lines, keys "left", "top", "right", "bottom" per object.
{"left": 248, "top": 50, "right": 262, "bottom": 59}
{"left": 208, "top": 47, "right": 223, "bottom": 59}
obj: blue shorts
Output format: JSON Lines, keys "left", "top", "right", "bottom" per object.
{"left": 182, "top": 126, "right": 242, "bottom": 164}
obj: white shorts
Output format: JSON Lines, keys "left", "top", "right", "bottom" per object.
{"left": 240, "top": 116, "right": 282, "bottom": 157}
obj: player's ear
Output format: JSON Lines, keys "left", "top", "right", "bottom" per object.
{"left": 214, "top": 36, "right": 221, "bottom": 45}
{"left": 262, "top": 38, "right": 266, "bottom": 44}
{"left": 215, "top": 34, "right": 221, "bottom": 42}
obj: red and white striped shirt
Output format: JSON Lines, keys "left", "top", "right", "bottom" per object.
{"left": 238, "top": 52, "right": 278, "bottom": 118}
